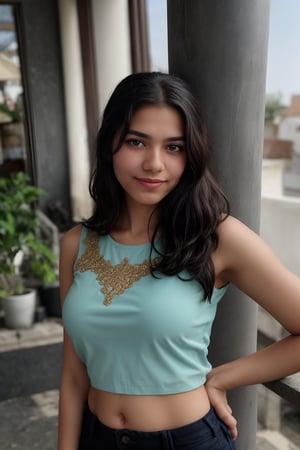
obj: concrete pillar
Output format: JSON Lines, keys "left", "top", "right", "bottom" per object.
{"left": 168, "top": 1, "right": 270, "bottom": 449}
{"left": 58, "top": 0, "right": 92, "bottom": 221}
{"left": 91, "top": 0, "right": 132, "bottom": 113}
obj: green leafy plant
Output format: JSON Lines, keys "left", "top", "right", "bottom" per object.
{"left": 0, "top": 172, "right": 58, "bottom": 297}
{"left": 265, "top": 93, "right": 285, "bottom": 124}
{"left": 0, "top": 103, "right": 20, "bottom": 122}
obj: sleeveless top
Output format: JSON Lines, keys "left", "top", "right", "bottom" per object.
{"left": 62, "top": 226, "right": 229, "bottom": 395}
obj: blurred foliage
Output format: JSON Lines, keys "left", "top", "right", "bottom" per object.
{"left": 0, "top": 172, "right": 57, "bottom": 297}
{"left": 265, "top": 93, "right": 285, "bottom": 124}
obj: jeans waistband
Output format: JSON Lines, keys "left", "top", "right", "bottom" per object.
{"left": 80, "top": 406, "right": 228, "bottom": 449}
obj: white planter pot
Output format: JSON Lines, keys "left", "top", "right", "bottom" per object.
{"left": 2, "top": 289, "right": 37, "bottom": 329}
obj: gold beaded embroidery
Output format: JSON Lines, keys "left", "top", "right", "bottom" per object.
{"left": 75, "top": 230, "right": 156, "bottom": 306}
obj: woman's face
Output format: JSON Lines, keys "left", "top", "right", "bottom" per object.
{"left": 113, "top": 104, "right": 186, "bottom": 212}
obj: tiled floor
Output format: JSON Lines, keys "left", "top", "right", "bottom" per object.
{"left": 0, "top": 391, "right": 58, "bottom": 450}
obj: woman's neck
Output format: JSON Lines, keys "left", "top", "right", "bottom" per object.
{"left": 111, "top": 206, "right": 159, "bottom": 245}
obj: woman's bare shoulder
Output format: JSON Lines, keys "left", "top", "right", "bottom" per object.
{"left": 217, "top": 214, "right": 259, "bottom": 245}
{"left": 62, "top": 223, "right": 83, "bottom": 241}
{"left": 218, "top": 213, "right": 254, "bottom": 231}
{"left": 215, "top": 214, "right": 265, "bottom": 273}
{"left": 60, "top": 224, "right": 83, "bottom": 260}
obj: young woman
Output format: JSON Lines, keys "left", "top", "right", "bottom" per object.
{"left": 58, "top": 72, "right": 300, "bottom": 450}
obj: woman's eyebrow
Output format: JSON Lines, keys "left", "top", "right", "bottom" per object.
{"left": 127, "top": 129, "right": 149, "bottom": 139}
{"left": 165, "top": 136, "right": 185, "bottom": 142}
{"left": 127, "top": 129, "right": 185, "bottom": 141}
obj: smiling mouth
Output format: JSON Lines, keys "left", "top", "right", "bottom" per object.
{"left": 135, "top": 178, "right": 166, "bottom": 188}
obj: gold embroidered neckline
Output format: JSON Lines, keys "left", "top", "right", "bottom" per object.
{"left": 75, "top": 230, "right": 157, "bottom": 306}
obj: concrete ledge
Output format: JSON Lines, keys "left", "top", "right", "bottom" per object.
{"left": 0, "top": 318, "right": 63, "bottom": 352}
{"left": 260, "top": 195, "right": 300, "bottom": 277}
{"left": 264, "top": 374, "right": 300, "bottom": 407}
{"left": 258, "top": 331, "right": 300, "bottom": 407}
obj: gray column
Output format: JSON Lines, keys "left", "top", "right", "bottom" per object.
{"left": 168, "top": 1, "right": 270, "bottom": 449}
{"left": 22, "top": 0, "right": 71, "bottom": 216}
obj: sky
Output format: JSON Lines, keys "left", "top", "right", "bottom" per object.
{"left": 147, "top": 0, "right": 300, "bottom": 107}
{"left": 266, "top": 0, "right": 300, "bottom": 105}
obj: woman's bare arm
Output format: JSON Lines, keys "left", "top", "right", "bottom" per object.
{"left": 57, "top": 225, "right": 90, "bottom": 450}
{"left": 207, "top": 216, "right": 300, "bottom": 438}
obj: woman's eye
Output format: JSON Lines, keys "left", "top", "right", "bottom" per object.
{"left": 168, "top": 144, "right": 184, "bottom": 152}
{"left": 126, "top": 139, "right": 144, "bottom": 148}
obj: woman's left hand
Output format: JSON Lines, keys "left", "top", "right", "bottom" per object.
{"left": 205, "top": 379, "right": 238, "bottom": 440}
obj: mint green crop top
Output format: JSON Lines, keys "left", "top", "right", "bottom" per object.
{"left": 62, "top": 226, "right": 228, "bottom": 395}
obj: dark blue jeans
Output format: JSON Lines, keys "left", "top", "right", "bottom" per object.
{"left": 79, "top": 405, "right": 236, "bottom": 449}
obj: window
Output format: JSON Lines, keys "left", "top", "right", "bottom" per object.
{"left": 0, "top": 3, "right": 35, "bottom": 180}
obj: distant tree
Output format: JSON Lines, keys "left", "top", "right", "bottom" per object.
{"left": 265, "top": 93, "right": 285, "bottom": 124}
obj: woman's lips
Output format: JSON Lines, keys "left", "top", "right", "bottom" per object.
{"left": 135, "top": 178, "right": 166, "bottom": 189}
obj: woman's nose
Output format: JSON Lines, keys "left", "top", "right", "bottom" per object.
{"left": 142, "top": 148, "right": 164, "bottom": 171}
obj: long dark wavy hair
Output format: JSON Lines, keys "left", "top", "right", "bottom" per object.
{"left": 84, "top": 72, "right": 230, "bottom": 299}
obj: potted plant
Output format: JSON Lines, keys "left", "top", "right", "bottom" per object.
{"left": 0, "top": 172, "right": 58, "bottom": 328}
{"left": 29, "top": 236, "right": 61, "bottom": 319}
{"left": 34, "top": 209, "right": 62, "bottom": 318}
